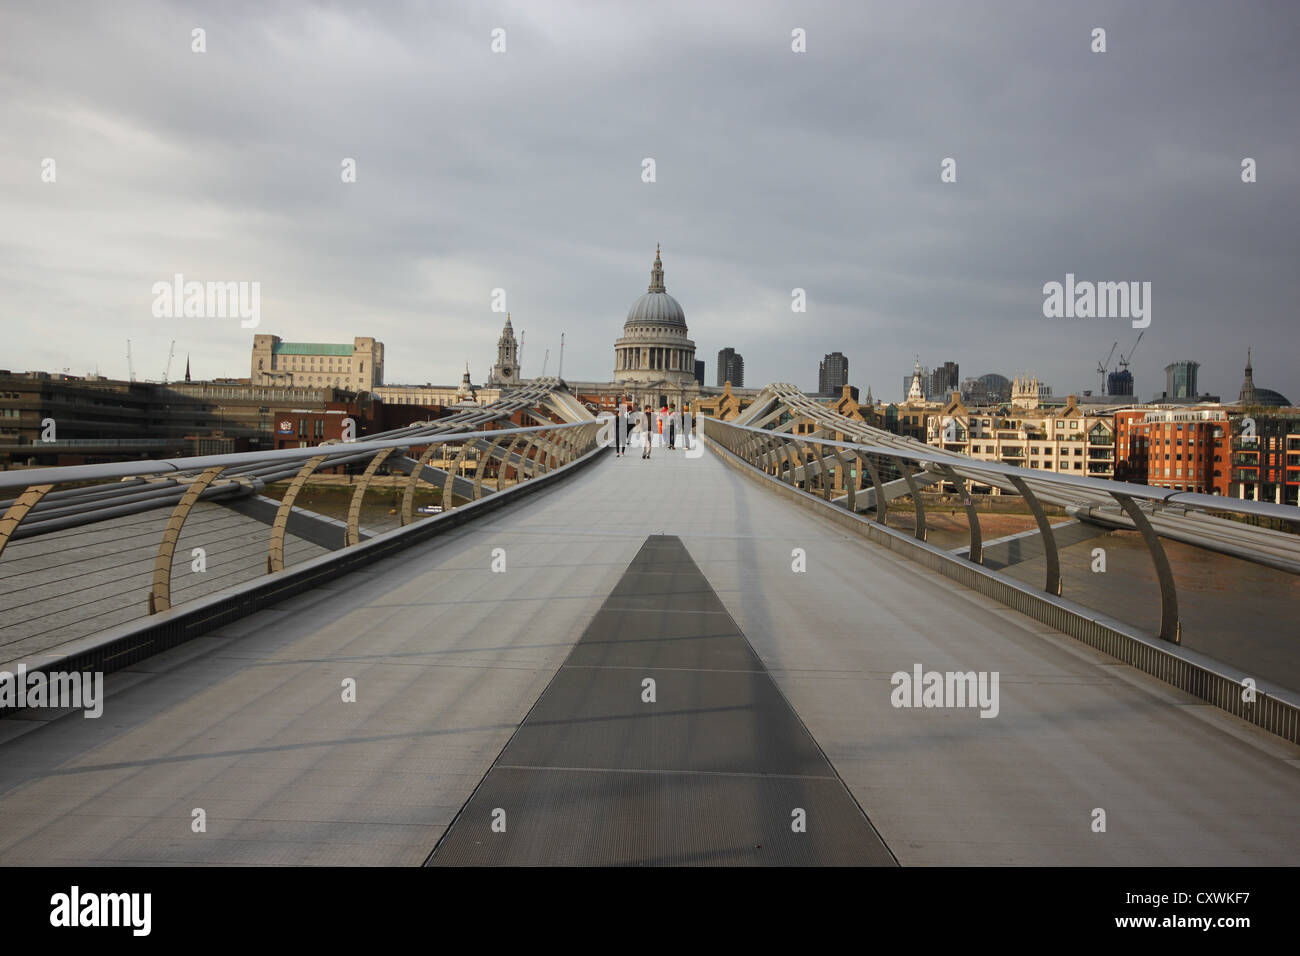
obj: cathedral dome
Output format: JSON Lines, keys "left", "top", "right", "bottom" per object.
{"left": 625, "top": 291, "right": 686, "bottom": 328}
{"left": 624, "top": 246, "right": 686, "bottom": 329}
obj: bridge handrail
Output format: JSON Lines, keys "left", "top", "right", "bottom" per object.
{"left": 705, "top": 417, "right": 1298, "bottom": 524}
{"left": 704, "top": 415, "right": 1300, "bottom": 646}
{"left": 0, "top": 420, "right": 594, "bottom": 493}
{"left": 0, "top": 418, "right": 605, "bottom": 618}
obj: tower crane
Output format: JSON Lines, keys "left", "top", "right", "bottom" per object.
{"left": 162, "top": 340, "right": 176, "bottom": 383}
{"left": 1118, "top": 330, "right": 1144, "bottom": 370}
{"left": 126, "top": 340, "right": 135, "bottom": 383}
{"left": 1096, "top": 341, "right": 1118, "bottom": 394}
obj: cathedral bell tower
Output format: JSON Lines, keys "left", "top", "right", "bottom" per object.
{"left": 489, "top": 313, "right": 520, "bottom": 386}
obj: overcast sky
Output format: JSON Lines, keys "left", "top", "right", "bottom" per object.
{"left": 2, "top": 0, "right": 1297, "bottom": 403}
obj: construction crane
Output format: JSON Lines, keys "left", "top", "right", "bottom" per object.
{"left": 518, "top": 330, "right": 525, "bottom": 376}
{"left": 126, "top": 339, "right": 135, "bottom": 383}
{"left": 557, "top": 332, "right": 565, "bottom": 380}
{"left": 540, "top": 348, "right": 550, "bottom": 377}
{"left": 1096, "top": 341, "right": 1118, "bottom": 394}
{"left": 1118, "top": 330, "right": 1144, "bottom": 370}
{"left": 162, "top": 340, "right": 176, "bottom": 383}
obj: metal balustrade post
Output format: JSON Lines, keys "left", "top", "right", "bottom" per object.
{"left": 271, "top": 454, "right": 329, "bottom": 570}
{"left": 535, "top": 430, "right": 556, "bottom": 472}
{"left": 769, "top": 437, "right": 786, "bottom": 476}
{"left": 346, "top": 447, "right": 398, "bottom": 546}
{"left": 938, "top": 465, "right": 982, "bottom": 564}
{"left": 1112, "top": 492, "right": 1181, "bottom": 644}
{"left": 554, "top": 428, "right": 574, "bottom": 465}
{"left": 762, "top": 434, "right": 778, "bottom": 475}
{"left": 788, "top": 440, "right": 806, "bottom": 488}
{"left": 863, "top": 454, "right": 887, "bottom": 525}
{"left": 0, "top": 483, "right": 54, "bottom": 562}
{"left": 815, "top": 442, "right": 833, "bottom": 501}
{"left": 797, "top": 439, "right": 815, "bottom": 491}
{"left": 442, "top": 441, "right": 474, "bottom": 509}
{"left": 804, "top": 441, "right": 819, "bottom": 493}
{"left": 500, "top": 435, "right": 525, "bottom": 487}
{"left": 547, "top": 430, "right": 565, "bottom": 466}
{"left": 894, "top": 457, "right": 927, "bottom": 542}
{"left": 401, "top": 442, "right": 444, "bottom": 526}
{"left": 518, "top": 432, "right": 544, "bottom": 479}
{"left": 150, "top": 466, "right": 224, "bottom": 613}
{"left": 1008, "top": 475, "right": 1061, "bottom": 597}
{"left": 542, "top": 430, "right": 561, "bottom": 472}
{"left": 781, "top": 440, "right": 801, "bottom": 487}
{"left": 829, "top": 447, "right": 853, "bottom": 511}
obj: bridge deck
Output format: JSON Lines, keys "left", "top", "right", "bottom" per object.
{"left": 428, "top": 534, "right": 894, "bottom": 866}
{"left": 0, "top": 441, "right": 1296, "bottom": 865}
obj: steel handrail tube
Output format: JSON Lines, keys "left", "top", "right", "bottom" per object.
{"left": 0, "top": 420, "right": 592, "bottom": 493}
{"left": 705, "top": 417, "right": 1298, "bottom": 524}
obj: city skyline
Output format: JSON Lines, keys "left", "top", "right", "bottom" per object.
{"left": 3, "top": 1, "right": 1297, "bottom": 401}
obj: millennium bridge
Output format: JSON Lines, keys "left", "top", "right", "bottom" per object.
{"left": 0, "top": 379, "right": 1296, "bottom": 865}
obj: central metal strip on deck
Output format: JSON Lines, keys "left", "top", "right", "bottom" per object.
{"left": 427, "top": 534, "right": 896, "bottom": 866}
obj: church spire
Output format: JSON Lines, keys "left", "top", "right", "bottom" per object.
{"left": 1239, "top": 347, "right": 1257, "bottom": 405}
{"left": 648, "top": 245, "right": 666, "bottom": 293}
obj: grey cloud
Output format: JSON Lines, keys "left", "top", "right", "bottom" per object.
{"left": 0, "top": 0, "right": 1295, "bottom": 401}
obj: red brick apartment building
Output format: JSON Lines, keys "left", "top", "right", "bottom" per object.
{"left": 1114, "top": 407, "right": 1230, "bottom": 495}
{"left": 1229, "top": 412, "right": 1300, "bottom": 506}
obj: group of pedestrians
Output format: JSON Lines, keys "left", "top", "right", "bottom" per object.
{"left": 612, "top": 402, "right": 694, "bottom": 459}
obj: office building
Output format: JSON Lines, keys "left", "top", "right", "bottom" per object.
{"left": 717, "top": 347, "right": 744, "bottom": 388}
{"left": 818, "top": 352, "right": 849, "bottom": 396}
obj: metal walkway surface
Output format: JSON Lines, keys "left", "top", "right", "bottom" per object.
{"left": 0, "top": 442, "right": 1296, "bottom": 865}
{"left": 428, "top": 535, "right": 894, "bottom": 866}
